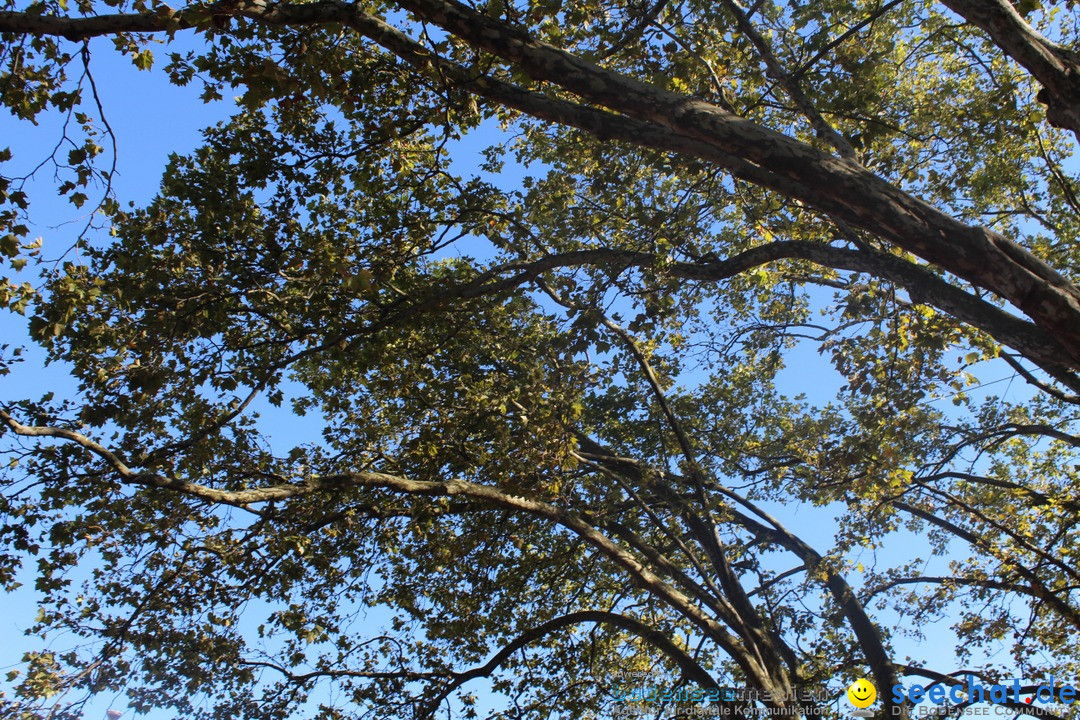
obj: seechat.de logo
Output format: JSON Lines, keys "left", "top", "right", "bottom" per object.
{"left": 849, "top": 678, "right": 877, "bottom": 717}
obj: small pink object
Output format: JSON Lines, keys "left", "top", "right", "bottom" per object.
{"left": 106, "top": 711, "right": 122, "bottom": 720}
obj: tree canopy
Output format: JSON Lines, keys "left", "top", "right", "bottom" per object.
{"left": 2, "top": 0, "right": 1080, "bottom": 718}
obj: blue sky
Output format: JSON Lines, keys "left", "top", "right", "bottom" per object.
{"left": 1, "top": 35, "right": 241, "bottom": 720}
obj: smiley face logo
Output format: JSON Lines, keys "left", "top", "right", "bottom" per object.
{"left": 848, "top": 678, "right": 877, "bottom": 709}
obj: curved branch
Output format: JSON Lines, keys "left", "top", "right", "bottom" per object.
{"left": 0, "top": 407, "right": 135, "bottom": 476}
{"left": 992, "top": 422, "right": 1080, "bottom": 448}
{"left": 940, "top": 0, "right": 1080, "bottom": 141}
{"left": 420, "top": 610, "right": 727, "bottom": 717}
{"left": 892, "top": 501, "right": 1080, "bottom": 629}
{"left": 387, "top": 0, "right": 1080, "bottom": 370}
{"left": 4, "top": 0, "right": 1080, "bottom": 370}
{"left": 0, "top": 408, "right": 766, "bottom": 686}
{"left": 482, "top": 242, "right": 1079, "bottom": 393}
{"left": 866, "top": 574, "right": 1052, "bottom": 603}
{"left": 576, "top": 436, "right": 906, "bottom": 717}
{"left": 915, "top": 470, "right": 1080, "bottom": 514}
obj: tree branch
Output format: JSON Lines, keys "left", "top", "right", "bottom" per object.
{"left": 719, "top": 0, "right": 857, "bottom": 158}
{"left": 4, "top": 0, "right": 1080, "bottom": 369}
{"left": 940, "top": 0, "right": 1080, "bottom": 142}
{"left": 419, "top": 610, "right": 728, "bottom": 717}
{"left": 0, "top": 407, "right": 765, "bottom": 685}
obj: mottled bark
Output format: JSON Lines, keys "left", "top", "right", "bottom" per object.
{"left": 941, "top": 0, "right": 1080, "bottom": 142}
{"left": 3, "top": 0, "right": 1080, "bottom": 377}
{"left": 391, "top": 0, "right": 1080, "bottom": 374}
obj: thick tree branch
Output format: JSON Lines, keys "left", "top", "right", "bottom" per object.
{"left": 386, "top": 0, "right": 1080, "bottom": 369}
{"left": 4, "top": 0, "right": 1080, "bottom": 371}
{"left": 0, "top": 408, "right": 776, "bottom": 689}
{"left": 576, "top": 436, "right": 906, "bottom": 717}
{"left": 719, "top": 0, "right": 857, "bottom": 158}
{"left": 940, "top": 0, "right": 1080, "bottom": 142}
